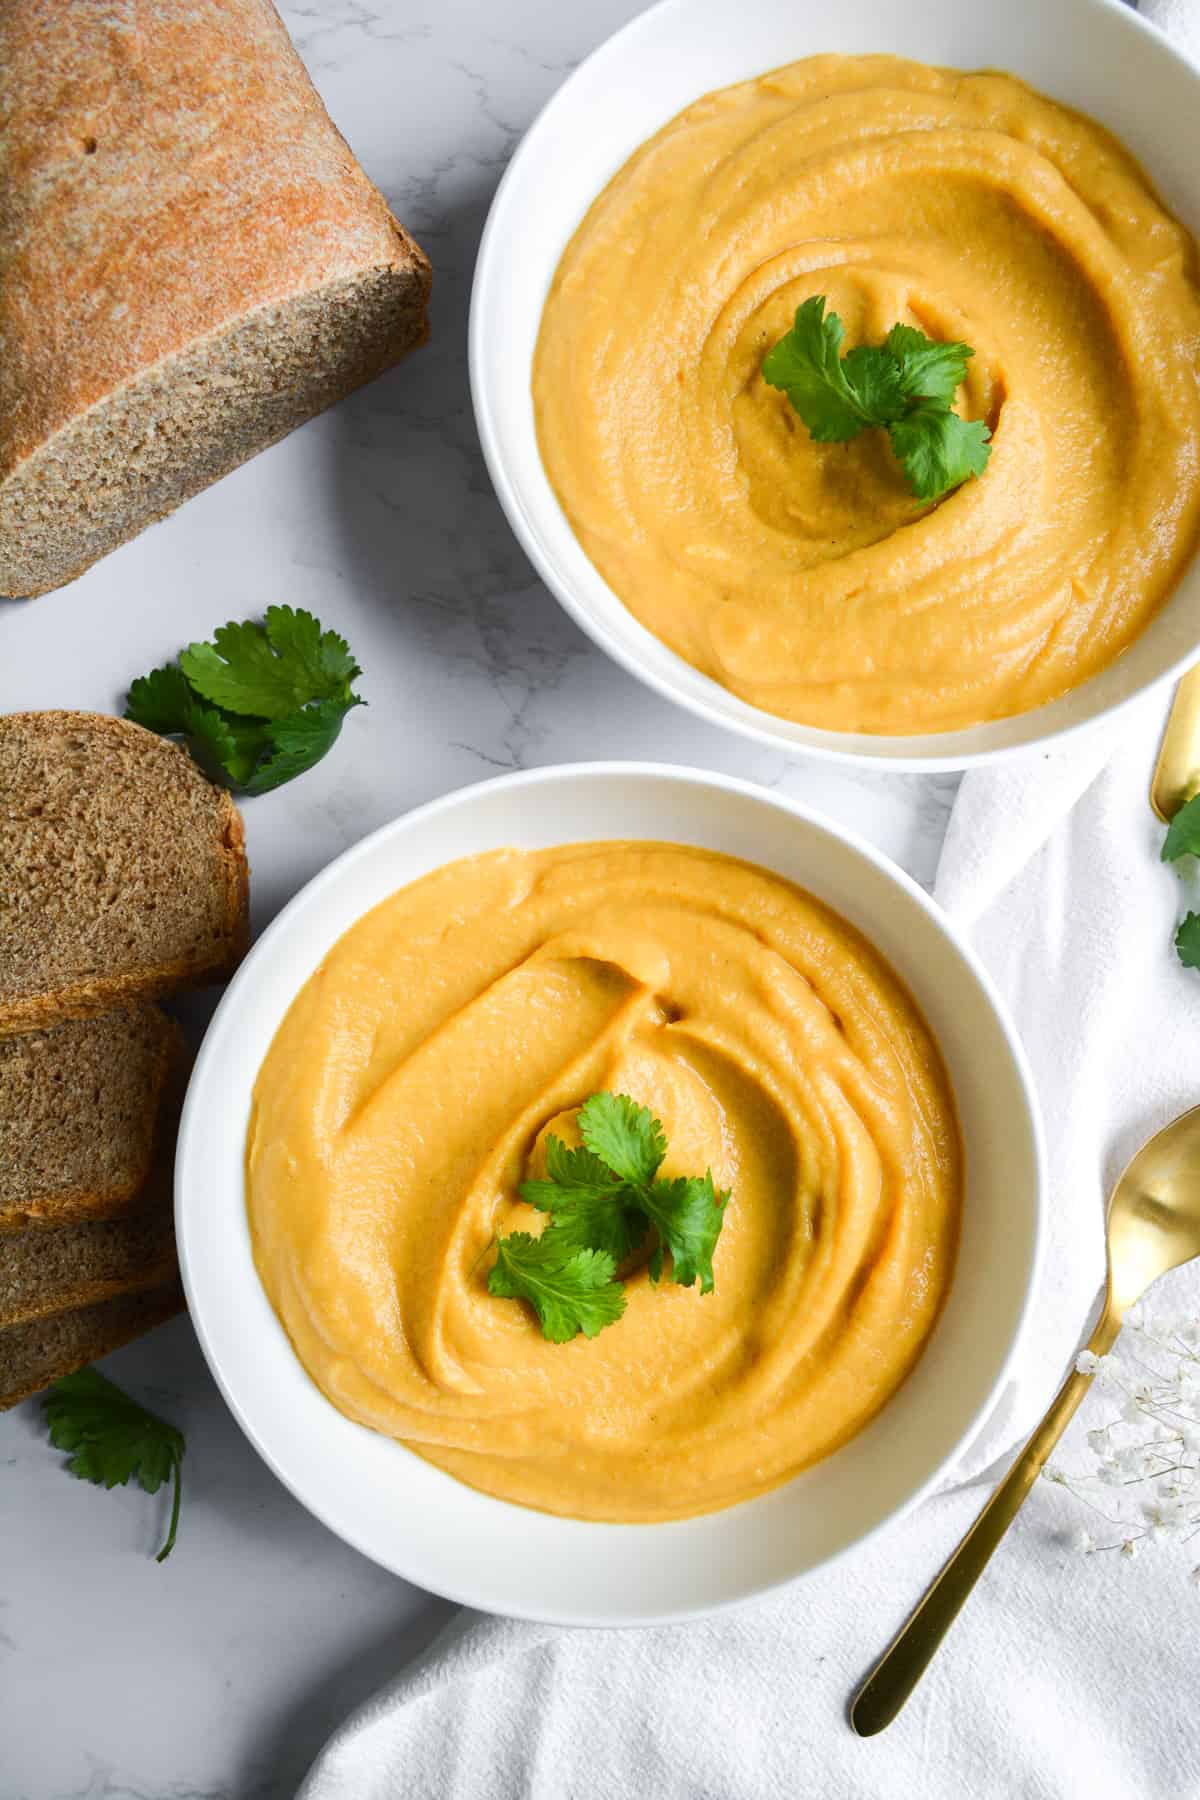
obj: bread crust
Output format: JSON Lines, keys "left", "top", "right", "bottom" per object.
{"left": 0, "top": 0, "right": 431, "bottom": 595}
{"left": 0, "top": 1232, "right": 178, "bottom": 1327}
{"left": 0, "top": 1006, "right": 184, "bottom": 1228}
{"left": 0, "top": 1281, "right": 184, "bottom": 1409}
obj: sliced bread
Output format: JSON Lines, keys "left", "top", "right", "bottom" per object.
{"left": 0, "top": 1197, "right": 176, "bottom": 1327}
{"left": 0, "top": 1004, "right": 182, "bottom": 1227}
{"left": 0, "top": 713, "right": 249, "bottom": 1037}
{"left": 0, "top": 0, "right": 431, "bottom": 597}
{"left": 0, "top": 1281, "right": 184, "bottom": 1410}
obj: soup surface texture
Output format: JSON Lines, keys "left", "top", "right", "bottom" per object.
{"left": 533, "top": 56, "right": 1200, "bottom": 734}
{"left": 248, "top": 842, "right": 961, "bottom": 1520}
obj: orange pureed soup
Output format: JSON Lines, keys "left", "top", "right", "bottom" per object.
{"left": 247, "top": 842, "right": 961, "bottom": 1520}
{"left": 534, "top": 56, "right": 1200, "bottom": 734}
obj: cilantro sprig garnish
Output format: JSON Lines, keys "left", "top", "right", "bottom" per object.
{"left": 488, "top": 1235, "right": 628, "bottom": 1342}
{"left": 42, "top": 1367, "right": 185, "bottom": 1562}
{"left": 487, "top": 1091, "right": 730, "bottom": 1342}
{"left": 762, "top": 295, "right": 992, "bottom": 502}
{"left": 1162, "top": 794, "right": 1200, "bottom": 866}
{"left": 1176, "top": 914, "right": 1200, "bottom": 970}
{"left": 125, "top": 605, "right": 363, "bottom": 794}
{"left": 1161, "top": 793, "right": 1200, "bottom": 969}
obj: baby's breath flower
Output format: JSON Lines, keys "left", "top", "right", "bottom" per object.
{"left": 1144, "top": 1498, "right": 1188, "bottom": 1539}
{"left": 1179, "top": 1363, "right": 1200, "bottom": 1399}
{"left": 1052, "top": 1311, "right": 1200, "bottom": 1587}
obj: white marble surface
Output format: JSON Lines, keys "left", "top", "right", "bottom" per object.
{"left": 0, "top": 5, "right": 955, "bottom": 1795}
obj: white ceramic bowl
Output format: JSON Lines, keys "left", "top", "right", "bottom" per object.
{"left": 178, "top": 764, "right": 1044, "bottom": 1624}
{"left": 469, "top": 0, "right": 1200, "bottom": 771}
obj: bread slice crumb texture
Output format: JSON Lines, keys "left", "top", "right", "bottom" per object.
{"left": 0, "top": 1003, "right": 181, "bottom": 1225}
{"left": 0, "top": 1280, "right": 184, "bottom": 1410}
{"left": 0, "top": 712, "right": 248, "bottom": 1036}
{"left": 0, "top": 1195, "right": 177, "bottom": 1326}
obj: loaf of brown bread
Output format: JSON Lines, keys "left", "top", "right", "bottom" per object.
{"left": 0, "top": 1005, "right": 182, "bottom": 1228}
{"left": 0, "top": 1282, "right": 184, "bottom": 1409}
{"left": 0, "top": 713, "right": 249, "bottom": 1037}
{"left": 0, "top": 0, "right": 431, "bottom": 597}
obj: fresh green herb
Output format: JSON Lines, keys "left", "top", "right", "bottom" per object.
{"left": 637, "top": 1172, "right": 728, "bottom": 1293}
{"left": 518, "top": 1138, "right": 649, "bottom": 1263}
{"left": 489, "top": 1091, "right": 730, "bottom": 1341}
{"left": 487, "top": 1233, "right": 627, "bottom": 1343}
{"left": 1159, "top": 795, "right": 1200, "bottom": 968}
{"left": 886, "top": 405, "right": 992, "bottom": 502}
{"left": 761, "top": 295, "right": 991, "bottom": 502}
{"left": 1162, "top": 794, "right": 1200, "bottom": 864}
{"left": 1176, "top": 912, "right": 1200, "bottom": 970}
{"left": 42, "top": 1367, "right": 185, "bottom": 1562}
{"left": 126, "top": 605, "right": 363, "bottom": 794}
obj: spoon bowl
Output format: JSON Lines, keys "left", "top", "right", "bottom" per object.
{"left": 1107, "top": 1104, "right": 1200, "bottom": 1316}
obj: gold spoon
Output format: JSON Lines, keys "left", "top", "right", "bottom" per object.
{"left": 851, "top": 1101, "right": 1200, "bottom": 1736}
{"left": 1151, "top": 663, "right": 1200, "bottom": 823}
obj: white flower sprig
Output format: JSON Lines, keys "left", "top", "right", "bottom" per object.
{"left": 1042, "top": 1305, "right": 1200, "bottom": 1577}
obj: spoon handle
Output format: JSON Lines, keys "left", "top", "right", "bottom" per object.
{"left": 850, "top": 1311, "right": 1120, "bottom": 1736}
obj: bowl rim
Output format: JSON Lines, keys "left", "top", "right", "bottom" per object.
{"left": 177, "top": 760, "right": 1047, "bottom": 1625}
{"left": 467, "top": 0, "right": 1200, "bottom": 774}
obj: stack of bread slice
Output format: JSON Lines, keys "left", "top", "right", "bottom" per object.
{"left": 0, "top": 712, "right": 249, "bottom": 1406}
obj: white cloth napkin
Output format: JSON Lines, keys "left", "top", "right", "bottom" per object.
{"left": 1144, "top": 0, "right": 1200, "bottom": 57}
{"left": 299, "top": 5, "right": 1200, "bottom": 1790}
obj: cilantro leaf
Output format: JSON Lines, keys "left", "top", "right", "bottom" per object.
{"left": 264, "top": 605, "right": 361, "bottom": 696}
{"left": 577, "top": 1092, "right": 666, "bottom": 1187}
{"left": 546, "top": 1136, "right": 624, "bottom": 1194}
{"left": 179, "top": 608, "right": 360, "bottom": 721}
{"left": 520, "top": 1138, "right": 649, "bottom": 1263}
{"left": 240, "top": 697, "right": 363, "bottom": 796}
{"left": 201, "top": 713, "right": 272, "bottom": 788}
{"left": 762, "top": 296, "right": 991, "bottom": 501}
{"left": 1163, "top": 794, "right": 1200, "bottom": 863}
{"left": 761, "top": 296, "right": 879, "bottom": 441}
{"left": 887, "top": 407, "right": 991, "bottom": 502}
{"left": 125, "top": 664, "right": 268, "bottom": 786}
{"left": 43, "top": 1367, "right": 185, "bottom": 1562}
{"left": 487, "top": 1232, "right": 627, "bottom": 1341}
{"left": 839, "top": 345, "right": 906, "bottom": 425}
{"left": 519, "top": 1138, "right": 626, "bottom": 1211}
{"left": 884, "top": 323, "right": 974, "bottom": 406}
{"left": 640, "top": 1172, "right": 729, "bottom": 1293}
{"left": 1177, "top": 913, "right": 1200, "bottom": 969}
{"left": 125, "top": 663, "right": 196, "bottom": 735}
{"left": 125, "top": 608, "right": 363, "bottom": 794}
{"left": 181, "top": 620, "right": 307, "bottom": 720}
